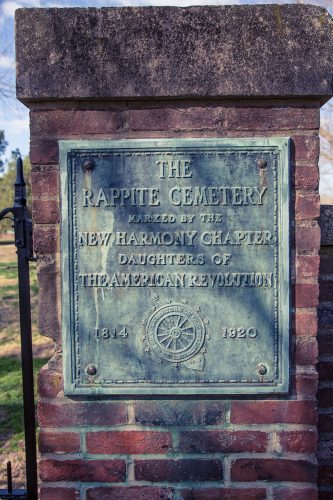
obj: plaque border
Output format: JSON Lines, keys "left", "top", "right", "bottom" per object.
{"left": 60, "top": 138, "right": 290, "bottom": 396}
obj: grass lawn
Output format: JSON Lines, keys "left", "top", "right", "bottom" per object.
{"left": 0, "top": 241, "right": 53, "bottom": 489}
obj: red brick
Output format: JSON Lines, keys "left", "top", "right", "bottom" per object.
{"left": 134, "top": 401, "right": 225, "bottom": 426}
{"left": 86, "top": 487, "right": 174, "bottom": 500}
{"left": 319, "top": 300, "right": 333, "bottom": 328}
{"left": 30, "top": 139, "right": 58, "bottom": 164}
{"left": 295, "top": 192, "right": 320, "bottom": 220}
{"left": 34, "top": 226, "right": 59, "bottom": 254}
{"left": 296, "top": 255, "right": 320, "bottom": 280}
{"left": 37, "top": 258, "right": 60, "bottom": 340}
{"left": 40, "top": 458, "right": 126, "bottom": 482}
{"left": 295, "top": 337, "right": 318, "bottom": 365}
{"left": 38, "top": 366, "right": 63, "bottom": 398}
{"left": 317, "top": 437, "right": 333, "bottom": 460}
{"left": 320, "top": 280, "right": 333, "bottom": 302}
{"left": 45, "top": 356, "right": 62, "bottom": 372}
{"left": 295, "top": 224, "right": 321, "bottom": 254}
{"left": 318, "top": 333, "right": 333, "bottom": 357}
{"left": 294, "top": 135, "right": 319, "bottom": 163}
{"left": 319, "top": 252, "right": 333, "bottom": 275}
{"left": 318, "top": 491, "right": 333, "bottom": 500}
{"left": 129, "top": 107, "right": 221, "bottom": 131}
{"left": 295, "top": 165, "right": 319, "bottom": 190}
{"left": 278, "top": 430, "right": 317, "bottom": 453}
{"left": 38, "top": 401, "right": 127, "bottom": 427}
{"left": 272, "top": 487, "right": 317, "bottom": 500}
{"left": 180, "top": 488, "right": 266, "bottom": 500}
{"left": 40, "top": 487, "right": 79, "bottom": 500}
{"left": 318, "top": 464, "right": 333, "bottom": 486}
{"left": 134, "top": 459, "right": 222, "bottom": 482}
{"left": 31, "top": 169, "right": 59, "bottom": 197}
{"left": 86, "top": 430, "right": 172, "bottom": 454}
{"left": 230, "top": 401, "right": 316, "bottom": 425}
{"left": 179, "top": 430, "right": 268, "bottom": 453}
{"left": 318, "top": 413, "right": 333, "bottom": 433}
{"left": 295, "top": 283, "right": 319, "bottom": 308}
{"left": 295, "top": 310, "right": 317, "bottom": 337}
{"left": 33, "top": 199, "right": 60, "bottom": 224}
{"left": 294, "top": 372, "right": 318, "bottom": 398}
{"left": 31, "top": 109, "right": 127, "bottom": 136}
{"left": 318, "top": 387, "right": 333, "bottom": 408}
{"left": 39, "top": 431, "right": 80, "bottom": 454}
{"left": 318, "top": 362, "right": 333, "bottom": 382}
{"left": 231, "top": 458, "right": 316, "bottom": 482}
{"left": 225, "top": 107, "right": 319, "bottom": 131}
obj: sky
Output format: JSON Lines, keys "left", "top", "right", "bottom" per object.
{"left": 1, "top": 0, "right": 333, "bottom": 199}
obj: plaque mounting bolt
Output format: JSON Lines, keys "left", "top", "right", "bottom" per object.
{"left": 85, "top": 364, "right": 97, "bottom": 376}
{"left": 257, "top": 363, "right": 268, "bottom": 376}
{"left": 82, "top": 159, "right": 95, "bottom": 172}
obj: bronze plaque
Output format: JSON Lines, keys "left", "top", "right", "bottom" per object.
{"left": 60, "top": 138, "right": 290, "bottom": 395}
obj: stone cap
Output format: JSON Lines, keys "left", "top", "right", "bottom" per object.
{"left": 16, "top": 5, "right": 333, "bottom": 103}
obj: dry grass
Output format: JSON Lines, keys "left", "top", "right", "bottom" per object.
{"left": 0, "top": 448, "right": 26, "bottom": 490}
{"left": 0, "top": 244, "right": 53, "bottom": 358}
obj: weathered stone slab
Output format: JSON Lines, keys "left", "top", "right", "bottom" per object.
{"left": 16, "top": 5, "right": 333, "bottom": 102}
{"left": 60, "top": 138, "right": 290, "bottom": 395}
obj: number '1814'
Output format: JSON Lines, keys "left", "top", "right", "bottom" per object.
{"left": 95, "top": 327, "right": 128, "bottom": 340}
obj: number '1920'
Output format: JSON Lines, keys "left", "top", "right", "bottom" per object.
{"left": 221, "top": 327, "right": 258, "bottom": 338}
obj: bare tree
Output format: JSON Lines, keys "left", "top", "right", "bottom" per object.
{"left": 320, "top": 108, "right": 333, "bottom": 166}
{"left": 0, "top": 38, "right": 15, "bottom": 102}
{"left": 0, "top": 69, "right": 15, "bottom": 101}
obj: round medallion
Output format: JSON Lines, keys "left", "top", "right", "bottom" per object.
{"left": 145, "top": 303, "right": 206, "bottom": 363}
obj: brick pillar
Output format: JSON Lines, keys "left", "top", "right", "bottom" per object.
{"left": 15, "top": 5, "right": 333, "bottom": 499}
{"left": 318, "top": 206, "right": 333, "bottom": 498}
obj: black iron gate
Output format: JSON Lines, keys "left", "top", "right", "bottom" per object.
{"left": 0, "top": 158, "right": 38, "bottom": 499}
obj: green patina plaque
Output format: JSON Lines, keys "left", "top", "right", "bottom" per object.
{"left": 60, "top": 138, "right": 290, "bottom": 396}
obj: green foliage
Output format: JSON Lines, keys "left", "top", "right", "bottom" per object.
{"left": 0, "top": 358, "right": 25, "bottom": 449}
{"left": 0, "top": 156, "right": 32, "bottom": 232}
{"left": 0, "top": 260, "right": 38, "bottom": 301}
{"left": 0, "top": 131, "right": 8, "bottom": 173}
{"left": 0, "top": 131, "right": 7, "bottom": 155}
{"left": 0, "top": 247, "right": 52, "bottom": 458}
{"left": 0, "top": 262, "right": 17, "bottom": 280}
{"left": 0, "top": 358, "right": 47, "bottom": 453}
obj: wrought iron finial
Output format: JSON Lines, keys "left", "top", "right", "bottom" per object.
{"left": 14, "top": 156, "right": 26, "bottom": 208}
